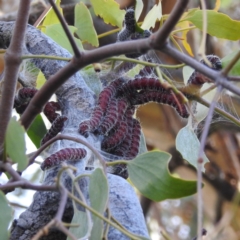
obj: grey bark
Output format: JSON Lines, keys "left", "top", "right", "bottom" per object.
{"left": 0, "top": 22, "right": 149, "bottom": 239}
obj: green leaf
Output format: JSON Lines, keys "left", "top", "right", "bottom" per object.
{"left": 89, "top": 0, "right": 125, "bottom": 28}
{"left": 45, "top": 24, "right": 83, "bottom": 55}
{"left": 141, "top": 3, "right": 162, "bottom": 30}
{"left": 0, "top": 191, "right": 12, "bottom": 240}
{"left": 75, "top": 3, "right": 99, "bottom": 47}
{"left": 5, "top": 117, "right": 28, "bottom": 171}
{"left": 68, "top": 210, "right": 88, "bottom": 239}
{"left": 135, "top": 0, "right": 144, "bottom": 21}
{"left": 128, "top": 151, "right": 198, "bottom": 201}
{"left": 89, "top": 168, "right": 108, "bottom": 240}
{"left": 176, "top": 125, "right": 209, "bottom": 170}
{"left": 41, "top": 0, "right": 62, "bottom": 33}
{"left": 27, "top": 114, "right": 47, "bottom": 148}
{"left": 183, "top": 10, "right": 240, "bottom": 40}
{"left": 221, "top": 51, "right": 240, "bottom": 76}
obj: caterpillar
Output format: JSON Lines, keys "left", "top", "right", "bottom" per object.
{"left": 101, "top": 121, "right": 128, "bottom": 150}
{"left": 98, "top": 78, "right": 125, "bottom": 112}
{"left": 98, "top": 99, "right": 118, "bottom": 135}
{"left": 187, "top": 55, "right": 222, "bottom": 85}
{"left": 108, "top": 118, "right": 141, "bottom": 179}
{"left": 43, "top": 101, "right": 61, "bottom": 123}
{"left": 41, "top": 148, "right": 87, "bottom": 170}
{"left": 112, "top": 115, "right": 134, "bottom": 157}
{"left": 14, "top": 87, "right": 38, "bottom": 113}
{"left": 128, "top": 77, "right": 168, "bottom": 92}
{"left": 79, "top": 107, "right": 103, "bottom": 137}
{"left": 41, "top": 115, "right": 68, "bottom": 145}
{"left": 117, "top": 9, "right": 151, "bottom": 58}
{"left": 117, "top": 8, "right": 135, "bottom": 42}
{"left": 14, "top": 87, "right": 38, "bottom": 107}
{"left": 125, "top": 118, "right": 141, "bottom": 158}
{"left": 131, "top": 90, "right": 189, "bottom": 118}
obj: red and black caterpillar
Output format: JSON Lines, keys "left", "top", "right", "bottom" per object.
{"left": 41, "top": 115, "right": 68, "bottom": 145}
{"left": 41, "top": 148, "right": 87, "bottom": 170}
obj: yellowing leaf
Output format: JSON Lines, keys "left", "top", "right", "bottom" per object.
{"left": 214, "top": 0, "right": 221, "bottom": 11}
{"left": 90, "top": 0, "right": 125, "bottom": 28}
{"left": 36, "top": 70, "right": 46, "bottom": 89}
{"left": 141, "top": 3, "right": 162, "bottom": 30}
{"left": 183, "top": 10, "right": 240, "bottom": 41}
{"left": 75, "top": 3, "right": 99, "bottom": 47}
{"left": 176, "top": 21, "right": 194, "bottom": 56}
{"left": 41, "top": 0, "right": 62, "bottom": 33}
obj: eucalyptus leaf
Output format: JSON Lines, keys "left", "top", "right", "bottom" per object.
{"left": 5, "top": 117, "right": 28, "bottom": 171}
{"left": 68, "top": 210, "right": 88, "bottom": 240}
{"left": 141, "top": 3, "right": 162, "bottom": 30}
{"left": 90, "top": 0, "right": 125, "bottom": 28}
{"left": 135, "top": 0, "right": 144, "bottom": 22}
{"left": 0, "top": 191, "right": 12, "bottom": 240}
{"left": 183, "top": 10, "right": 240, "bottom": 40}
{"left": 46, "top": 24, "right": 83, "bottom": 54}
{"left": 182, "top": 65, "right": 194, "bottom": 85}
{"left": 89, "top": 168, "right": 109, "bottom": 240}
{"left": 75, "top": 3, "right": 99, "bottom": 47}
{"left": 176, "top": 125, "right": 209, "bottom": 170}
{"left": 128, "top": 151, "right": 198, "bottom": 201}
{"left": 41, "top": 0, "right": 62, "bottom": 32}
{"left": 27, "top": 114, "right": 47, "bottom": 148}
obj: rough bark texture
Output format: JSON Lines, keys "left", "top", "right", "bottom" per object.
{"left": 0, "top": 22, "right": 149, "bottom": 239}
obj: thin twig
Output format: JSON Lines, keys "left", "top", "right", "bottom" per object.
{"left": 197, "top": 85, "right": 222, "bottom": 240}
{"left": 48, "top": 0, "right": 81, "bottom": 58}
{"left": 162, "top": 43, "right": 240, "bottom": 96}
{"left": 221, "top": 50, "right": 240, "bottom": 76}
{"left": 55, "top": 186, "right": 68, "bottom": 221}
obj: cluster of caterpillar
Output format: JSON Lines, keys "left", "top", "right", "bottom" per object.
{"left": 13, "top": 87, "right": 67, "bottom": 146}
{"left": 78, "top": 54, "right": 222, "bottom": 178}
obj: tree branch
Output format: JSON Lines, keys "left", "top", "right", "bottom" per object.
{"left": 0, "top": 0, "right": 31, "bottom": 155}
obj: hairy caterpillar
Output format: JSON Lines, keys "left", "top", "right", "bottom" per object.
{"left": 101, "top": 121, "right": 128, "bottom": 150}
{"left": 79, "top": 107, "right": 103, "bottom": 137}
{"left": 14, "top": 87, "right": 38, "bottom": 113}
{"left": 117, "top": 8, "right": 151, "bottom": 58}
{"left": 98, "top": 78, "right": 125, "bottom": 111}
{"left": 125, "top": 118, "right": 141, "bottom": 158}
{"left": 188, "top": 55, "right": 222, "bottom": 85}
{"left": 117, "top": 8, "right": 135, "bottom": 42}
{"left": 41, "top": 115, "right": 68, "bottom": 145}
{"left": 98, "top": 99, "right": 118, "bottom": 135}
{"left": 41, "top": 148, "right": 87, "bottom": 170}
{"left": 119, "top": 77, "right": 169, "bottom": 95}
{"left": 130, "top": 90, "right": 189, "bottom": 118}
{"left": 43, "top": 101, "right": 61, "bottom": 123}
